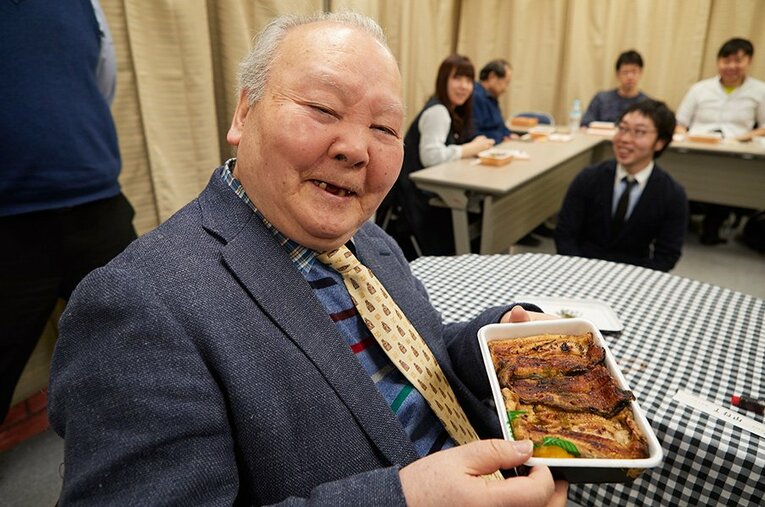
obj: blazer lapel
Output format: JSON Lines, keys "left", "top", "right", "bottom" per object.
{"left": 359, "top": 234, "right": 453, "bottom": 368}
{"left": 200, "top": 178, "right": 419, "bottom": 466}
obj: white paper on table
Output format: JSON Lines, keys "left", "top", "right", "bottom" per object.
{"left": 673, "top": 389, "right": 765, "bottom": 438}
{"left": 506, "top": 149, "right": 530, "bottom": 160}
{"left": 472, "top": 149, "right": 530, "bottom": 163}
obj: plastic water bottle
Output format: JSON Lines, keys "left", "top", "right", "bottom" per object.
{"left": 568, "top": 98, "right": 582, "bottom": 134}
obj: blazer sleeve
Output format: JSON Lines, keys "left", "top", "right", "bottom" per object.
{"left": 49, "top": 268, "right": 241, "bottom": 504}
{"left": 645, "top": 180, "right": 688, "bottom": 272}
{"left": 555, "top": 171, "right": 589, "bottom": 256}
{"left": 49, "top": 267, "right": 407, "bottom": 506}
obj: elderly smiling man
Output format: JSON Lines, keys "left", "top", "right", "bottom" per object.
{"left": 49, "top": 12, "right": 566, "bottom": 506}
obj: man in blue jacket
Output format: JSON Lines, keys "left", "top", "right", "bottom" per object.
{"left": 472, "top": 59, "right": 513, "bottom": 143}
{"left": 473, "top": 59, "right": 550, "bottom": 246}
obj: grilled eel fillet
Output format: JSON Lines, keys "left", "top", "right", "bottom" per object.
{"left": 510, "top": 365, "right": 634, "bottom": 418}
{"left": 490, "top": 333, "right": 605, "bottom": 380}
{"left": 503, "top": 388, "right": 648, "bottom": 459}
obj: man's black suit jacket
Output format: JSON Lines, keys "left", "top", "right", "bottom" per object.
{"left": 555, "top": 159, "right": 688, "bottom": 272}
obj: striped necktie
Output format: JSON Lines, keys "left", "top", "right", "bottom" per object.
{"left": 317, "top": 245, "right": 502, "bottom": 480}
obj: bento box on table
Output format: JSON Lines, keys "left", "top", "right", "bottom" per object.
{"left": 478, "top": 318, "right": 662, "bottom": 483}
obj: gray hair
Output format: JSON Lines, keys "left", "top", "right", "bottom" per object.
{"left": 238, "top": 11, "right": 390, "bottom": 105}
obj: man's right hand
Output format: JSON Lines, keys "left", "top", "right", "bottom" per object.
{"left": 399, "top": 439, "right": 568, "bottom": 506}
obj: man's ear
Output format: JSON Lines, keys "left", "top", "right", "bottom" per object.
{"left": 226, "top": 89, "right": 251, "bottom": 147}
{"left": 653, "top": 138, "right": 667, "bottom": 154}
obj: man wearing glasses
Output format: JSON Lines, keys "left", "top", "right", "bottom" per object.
{"left": 555, "top": 100, "right": 688, "bottom": 272}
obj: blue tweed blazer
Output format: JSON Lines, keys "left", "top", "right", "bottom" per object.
{"left": 49, "top": 167, "right": 509, "bottom": 506}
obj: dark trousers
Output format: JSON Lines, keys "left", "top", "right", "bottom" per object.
{"left": 691, "top": 201, "right": 754, "bottom": 241}
{"left": 0, "top": 193, "right": 137, "bottom": 421}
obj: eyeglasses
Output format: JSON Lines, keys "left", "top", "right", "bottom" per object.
{"left": 616, "top": 124, "right": 656, "bottom": 139}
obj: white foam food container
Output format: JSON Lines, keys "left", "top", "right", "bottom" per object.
{"left": 478, "top": 318, "right": 663, "bottom": 483}
{"left": 687, "top": 132, "right": 723, "bottom": 144}
{"left": 589, "top": 121, "right": 615, "bottom": 129}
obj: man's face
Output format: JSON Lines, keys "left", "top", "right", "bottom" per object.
{"left": 486, "top": 66, "right": 512, "bottom": 97}
{"left": 616, "top": 64, "right": 642, "bottom": 93}
{"left": 717, "top": 50, "right": 751, "bottom": 86}
{"left": 612, "top": 111, "right": 665, "bottom": 174}
{"left": 226, "top": 22, "right": 404, "bottom": 251}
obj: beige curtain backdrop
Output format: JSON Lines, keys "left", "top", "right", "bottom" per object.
{"left": 102, "top": 0, "right": 765, "bottom": 235}
{"left": 11, "top": 0, "right": 764, "bottom": 405}
{"left": 104, "top": 0, "right": 322, "bottom": 234}
{"left": 458, "top": 0, "right": 764, "bottom": 126}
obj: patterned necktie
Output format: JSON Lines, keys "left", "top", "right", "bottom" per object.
{"left": 318, "top": 245, "right": 502, "bottom": 480}
{"left": 613, "top": 177, "right": 638, "bottom": 232}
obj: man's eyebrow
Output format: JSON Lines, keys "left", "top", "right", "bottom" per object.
{"left": 299, "top": 72, "right": 404, "bottom": 116}
{"left": 377, "top": 101, "right": 405, "bottom": 116}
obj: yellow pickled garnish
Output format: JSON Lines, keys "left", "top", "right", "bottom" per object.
{"left": 533, "top": 445, "right": 575, "bottom": 458}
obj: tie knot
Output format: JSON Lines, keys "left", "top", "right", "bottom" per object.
{"left": 623, "top": 177, "right": 637, "bottom": 188}
{"left": 316, "top": 244, "right": 362, "bottom": 276}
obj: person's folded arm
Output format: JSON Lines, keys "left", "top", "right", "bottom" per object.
{"left": 674, "top": 88, "right": 697, "bottom": 132}
{"left": 737, "top": 127, "right": 765, "bottom": 141}
{"left": 581, "top": 93, "right": 601, "bottom": 127}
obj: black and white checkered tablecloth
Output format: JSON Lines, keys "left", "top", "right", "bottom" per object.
{"left": 410, "top": 253, "right": 764, "bottom": 507}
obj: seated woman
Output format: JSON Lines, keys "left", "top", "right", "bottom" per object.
{"left": 393, "top": 54, "right": 495, "bottom": 257}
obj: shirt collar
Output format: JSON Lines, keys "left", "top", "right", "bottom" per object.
{"left": 220, "top": 158, "right": 319, "bottom": 274}
{"left": 717, "top": 75, "right": 747, "bottom": 92}
{"left": 476, "top": 82, "right": 497, "bottom": 101}
{"left": 615, "top": 161, "right": 653, "bottom": 189}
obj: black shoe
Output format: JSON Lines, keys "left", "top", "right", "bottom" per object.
{"left": 516, "top": 233, "right": 542, "bottom": 247}
{"left": 533, "top": 224, "right": 555, "bottom": 238}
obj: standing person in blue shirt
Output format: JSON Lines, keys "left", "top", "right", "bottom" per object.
{"left": 0, "top": 0, "right": 137, "bottom": 422}
{"left": 581, "top": 50, "right": 650, "bottom": 127}
{"left": 472, "top": 59, "right": 513, "bottom": 143}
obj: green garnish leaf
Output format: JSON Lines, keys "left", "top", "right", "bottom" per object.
{"left": 536, "top": 436, "right": 580, "bottom": 457}
{"left": 505, "top": 410, "right": 527, "bottom": 438}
